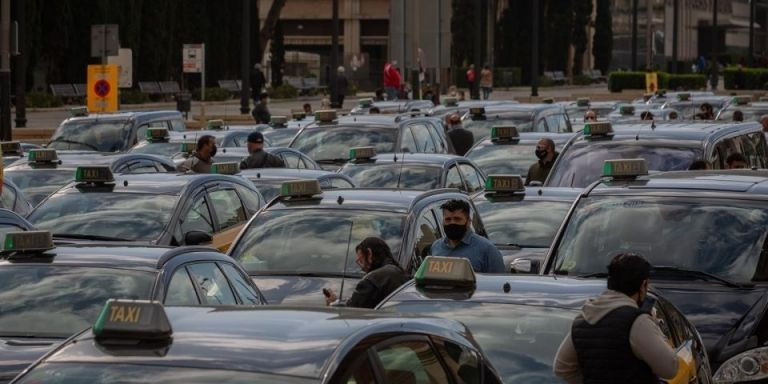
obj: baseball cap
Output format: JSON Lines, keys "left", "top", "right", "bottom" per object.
{"left": 247, "top": 131, "right": 264, "bottom": 144}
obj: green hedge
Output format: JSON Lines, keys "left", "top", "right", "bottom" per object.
{"left": 668, "top": 74, "right": 708, "bottom": 90}
{"left": 119, "top": 89, "right": 149, "bottom": 104}
{"left": 26, "top": 92, "right": 63, "bottom": 108}
{"left": 723, "top": 67, "right": 768, "bottom": 90}
{"left": 192, "top": 87, "right": 232, "bottom": 101}
{"left": 268, "top": 84, "right": 298, "bottom": 99}
{"left": 494, "top": 67, "right": 522, "bottom": 87}
{"left": 608, "top": 71, "right": 706, "bottom": 92}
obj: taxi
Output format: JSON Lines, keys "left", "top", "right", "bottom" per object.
{"left": 545, "top": 121, "right": 768, "bottom": 188}
{"left": 0, "top": 179, "right": 33, "bottom": 216}
{"left": 4, "top": 148, "right": 177, "bottom": 206}
{"left": 542, "top": 161, "right": 768, "bottom": 380}
{"left": 25, "top": 165, "right": 263, "bottom": 252}
{"left": 660, "top": 93, "right": 730, "bottom": 119}
{"left": 131, "top": 121, "right": 268, "bottom": 155}
{"left": 350, "top": 98, "right": 435, "bottom": 115}
{"left": 715, "top": 95, "right": 768, "bottom": 121}
{"left": 465, "top": 125, "right": 575, "bottom": 177}
{"left": 338, "top": 147, "right": 486, "bottom": 194}
{"left": 634, "top": 90, "right": 715, "bottom": 107}
{"left": 211, "top": 146, "right": 320, "bottom": 169}
{"left": 289, "top": 110, "right": 454, "bottom": 170}
{"left": 47, "top": 109, "right": 185, "bottom": 152}
{"left": 0, "top": 208, "right": 34, "bottom": 236}
{"left": 378, "top": 256, "right": 711, "bottom": 384}
{"left": 241, "top": 168, "right": 355, "bottom": 201}
{"left": 11, "top": 300, "right": 502, "bottom": 384}
{"left": 460, "top": 103, "right": 573, "bottom": 144}
{"left": 606, "top": 104, "right": 679, "bottom": 122}
{"left": 0, "top": 141, "right": 25, "bottom": 168}
{"left": 472, "top": 175, "right": 580, "bottom": 273}
{"left": 228, "top": 179, "right": 489, "bottom": 305}
{"left": 0, "top": 231, "right": 264, "bottom": 382}
{"left": 561, "top": 98, "right": 619, "bottom": 123}
{"left": 427, "top": 97, "right": 518, "bottom": 119}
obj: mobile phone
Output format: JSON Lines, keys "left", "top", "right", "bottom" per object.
{"left": 322, "top": 288, "right": 332, "bottom": 298}
{"left": 639, "top": 297, "right": 656, "bottom": 314}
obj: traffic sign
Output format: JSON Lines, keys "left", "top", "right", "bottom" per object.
{"left": 183, "top": 44, "right": 204, "bottom": 73}
{"left": 87, "top": 64, "right": 119, "bottom": 113}
{"left": 645, "top": 72, "right": 658, "bottom": 94}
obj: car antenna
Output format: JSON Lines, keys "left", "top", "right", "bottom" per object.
{"left": 337, "top": 222, "right": 354, "bottom": 303}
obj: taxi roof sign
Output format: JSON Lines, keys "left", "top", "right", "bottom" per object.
{"left": 542, "top": 97, "right": 555, "bottom": 104}
{"left": 576, "top": 98, "right": 590, "bottom": 107}
{"left": 415, "top": 256, "right": 476, "bottom": 289}
{"left": 3, "top": 231, "right": 54, "bottom": 254}
{"left": 145, "top": 127, "right": 170, "bottom": 142}
{"left": 76, "top": 166, "right": 115, "bottom": 183}
{"left": 443, "top": 97, "right": 458, "bottom": 107}
{"left": 93, "top": 299, "right": 172, "bottom": 341}
{"left": 179, "top": 141, "right": 197, "bottom": 155}
{"left": 619, "top": 105, "right": 635, "bottom": 115}
{"left": 677, "top": 92, "right": 691, "bottom": 101}
{"left": 280, "top": 179, "right": 322, "bottom": 198}
{"left": 734, "top": 95, "right": 752, "bottom": 105}
{"left": 603, "top": 158, "right": 648, "bottom": 179}
{"left": 349, "top": 146, "right": 376, "bottom": 160}
{"left": 358, "top": 98, "right": 373, "bottom": 108}
{"left": 315, "top": 110, "right": 338, "bottom": 122}
{"left": 469, "top": 107, "right": 485, "bottom": 116}
{"left": 490, "top": 125, "right": 520, "bottom": 142}
{"left": 28, "top": 148, "right": 58, "bottom": 163}
{"left": 485, "top": 174, "right": 525, "bottom": 193}
{"left": 271, "top": 116, "right": 288, "bottom": 126}
{"left": 0, "top": 141, "right": 22, "bottom": 156}
{"left": 207, "top": 119, "right": 225, "bottom": 130}
{"left": 69, "top": 106, "right": 89, "bottom": 117}
{"left": 210, "top": 162, "right": 240, "bottom": 175}
{"left": 292, "top": 111, "right": 307, "bottom": 120}
{"left": 584, "top": 121, "right": 613, "bottom": 137}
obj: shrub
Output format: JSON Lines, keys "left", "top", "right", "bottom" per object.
{"left": 26, "top": 92, "right": 63, "bottom": 108}
{"left": 538, "top": 76, "right": 554, "bottom": 87}
{"left": 607, "top": 71, "right": 705, "bottom": 92}
{"left": 119, "top": 89, "right": 149, "bottom": 104}
{"left": 667, "top": 74, "right": 707, "bottom": 90}
{"left": 494, "top": 67, "right": 522, "bottom": 87}
{"left": 608, "top": 71, "right": 647, "bottom": 92}
{"left": 269, "top": 84, "right": 298, "bottom": 99}
{"left": 572, "top": 74, "right": 593, "bottom": 85}
{"left": 723, "top": 67, "right": 768, "bottom": 90}
{"left": 192, "top": 87, "right": 232, "bottom": 101}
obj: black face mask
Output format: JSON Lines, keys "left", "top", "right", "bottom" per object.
{"left": 535, "top": 149, "right": 547, "bottom": 160}
{"left": 210, "top": 145, "right": 218, "bottom": 157}
{"left": 444, "top": 224, "right": 467, "bottom": 241}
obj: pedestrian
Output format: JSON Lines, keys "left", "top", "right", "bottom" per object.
{"left": 374, "top": 88, "right": 385, "bottom": 101}
{"left": 735, "top": 64, "right": 745, "bottom": 90}
{"left": 466, "top": 64, "right": 477, "bottom": 100}
{"left": 697, "top": 56, "right": 707, "bottom": 74}
{"left": 480, "top": 64, "right": 493, "bottom": 100}
{"left": 726, "top": 153, "right": 749, "bottom": 169}
{"left": 324, "top": 237, "right": 409, "bottom": 308}
{"left": 525, "top": 138, "right": 558, "bottom": 185}
{"left": 303, "top": 103, "right": 313, "bottom": 114}
{"left": 733, "top": 110, "right": 744, "bottom": 122}
{"left": 239, "top": 132, "right": 285, "bottom": 169}
{"left": 335, "top": 66, "right": 348, "bottom": 108}
{"left": 458, "top": 90, "right": 466, "bottom": 101}
{"left": 640, "top": 111, "right": 654, "bottom": 121}
{"left": 252, "top": 92, "right": 271, "bottom": 124}
{"left": 177, "top": 135, "right": 216, "bottom": 174}
{"left": 553, "top": 253, "right": 679, "bottom": 383}
{"left": 708, "top": 58, "right": 720, "bottom": 91}
{"left": 696, "top": 103, "right": 714, "bottom": 120}
{"left": 250, "top": 64, "right": 266, "bottom": 108}
{"left": 584, "top": 110, "right": 597, "bottom": 122}
{"left": 383, "top": 61, "right": 401, "bottom": 100}
{"left": 430, "top": 199, "right": 505, "bottom": 273}
{"left": 445, "top": 113, "right": 474, "bottom": 156}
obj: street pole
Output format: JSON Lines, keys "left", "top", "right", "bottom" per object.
{"left": 473, "top": 0, "right": 482, "bottom": 99}
{"left": 0, "top": 0, "right": 11, "bottom": 140}
{"left": 631, "top": 0, "right": 638, "bottom": 70}
{"left": 330, "top": 0, "right": 339, "bottom": 108}
{"left": 671, "top": 0, "right": 678, "bottom": 73}
{"left": 645, "top": 0, "right": 653, "bottom": 70}
{"left": 531, "top": 0, "right": 539, "bottom": 97}
{"left": 749, "top": 0, "right": 755, "bottom": 66}
{"left": 14, "top": 0, "right": 26, "bottom": 128}
{"left": 712, "top": 0, "right": 718, "bottom": 59}
{"left": 240, "top": 0, "right": 251, "bottom": 115}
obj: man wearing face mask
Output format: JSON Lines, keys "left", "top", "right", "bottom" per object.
{"left": 324, "top": 237, "right": 408, "bottom": 308}
{"left": 525, "top": 137, "right": 558, "bottom": 186}
{"left": 177, "top": 135, "right": 217, "bottom": 173}
{"left": 553, "top": 253, "right": 679, "bottom": 383}
{"left": 430, "top": 199, "right": 505, "bottom": 273}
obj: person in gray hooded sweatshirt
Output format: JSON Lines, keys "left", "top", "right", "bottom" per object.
{"left": 553, "top": 253, "right": 679, "bottom": 383}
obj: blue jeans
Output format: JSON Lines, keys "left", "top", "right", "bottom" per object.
{"left": 482, "top": 87, "right": 492, "bottom": 100}
{"left": 385, "top": 87, "right": 398, "bottom": 100}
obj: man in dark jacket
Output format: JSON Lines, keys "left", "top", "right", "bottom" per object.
{"left": 525, "top": 138, "right": 558, "bottom": 185}
{"left": 324, "top": 237, "right": 408, "bottom": 309}
{"left": 250, "top": 64, "right": 266, "bottom": 107}
{"left": 252, "top": 92, "right": 271, "bottom": 124}
{"left": 335, "top": 66, "right": 349, "bottom": 108}
{"left": 240, "top": 132, "right": 285, "bottom": 169}
{"left": 445, "top": 113, "right": 474, "bottom": 156}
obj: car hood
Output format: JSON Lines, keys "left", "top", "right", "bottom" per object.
{"left": 653, "top": 282, "right": 768, "bottom": 367}
{"left": 250, "top": 275, "right": 361, "bottom": 306}
{"left": 0, "top": 337, "right": 63, "bottom": 383}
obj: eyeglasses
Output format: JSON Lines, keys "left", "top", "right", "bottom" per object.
{"left": 584, "top": 115, "right": 597, "bottom": 121}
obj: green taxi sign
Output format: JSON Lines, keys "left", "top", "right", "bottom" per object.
{"left": 0, "top": 141, "right": 22, "bottom": 157}
{"left": 734, "top": 95, "right": 752, "bottom": 105}
{"left": 93, "top": 299, "right": 172, "bottom": 341}
{"left": 677, "top": 92, "right": 691, "bottom": 101}
{"left": 469, "top": 107, "right": 485, "bottom": 116}
{"left": 280, "top": 179, "right": 322, "bottom": 198}
{"left": 576, "top": 98, "right": 590, "bottom": 107}
{"left": 145, "top": 127, "right": 170, "bottom": 142}
{"left": 271, "top": 116, "right": 288, "bottom": 127}
{"left": 75, "top": 166, "right": 115, "bottom": 183}
{"left": 542, "top": 97, "right": 555, "bottom": 104}
{"left": 179, "top": 141, "right": 196, "bottom": 155}
{"left": 3, "top": 231, "right": 54, "bottom": 254}
{"left": 349, "top": 146, "right": 376, "bottom": 161}
{"left": 619, "top": 105, "right": 635, "bottom": 116}
{"left": 210, "top": 162, "right": 240, "bottom": 175}
{"left": 415, "top": 256, "right": 476, "bottom": 289}
{"left": 358, "top": 98, "right": 373, "bottom": 108}
{"left": 28, "top": 149, "right": 58, "bottom": 163}
{"left": 292, "top": 111, "right": 307, "bottom": 120}
{"left": 490, "top": 126, "right": 519, "bottom": 142}
{"left": 485, "top": 174, "right": 524, "bottom": 193}
{"left": 443, "top": 97, "right": 458, "bottom": 107}
{"left": 69, "top": 106, "right": 88, "bottom": 117}
{"left": 584, "top": 121, "right": 613, "bottom": 137}
{"left": 603, "top": 158, "right": 648, "bottom": 179}
{"left": 315, "top": 110, "right": 338, "bottom": 122}
{"left": 207, "top": 119, "right": 225, "bottom": 130}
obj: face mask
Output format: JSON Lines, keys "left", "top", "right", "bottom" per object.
{"left": 535, "top": 149, "right": 547, "bottom": 160}
{"left": 444, "top": 224, "right": 467, "bottom": 241}
{"left": 210, "top": 145, "right": 218, "bottom": 157}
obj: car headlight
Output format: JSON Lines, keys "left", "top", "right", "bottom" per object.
{"left": 714, "top": 347, "right": 768, "bottom": 383}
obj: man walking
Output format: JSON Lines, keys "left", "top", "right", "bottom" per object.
{"left": 250, "top": 64, "right": 266, "bottom": 108}
{"left": 252, "top": 92, "right": 271, "bottom": 124}
{"left": 335, "top": 66, "right": 349, "bottom": 108}
{"left": 240, "top": 132, "right": 285, "bottom": 169}
{"left": 480, "top": 64, "right": 493, "bottom": 100}
{"left": 383, "top": 61, "right": 401, "bottom": 100}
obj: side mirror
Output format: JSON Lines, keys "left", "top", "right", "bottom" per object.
{"left": 184, "top": 230, "right": 212, "bottom": 245}
{"left": 510, "top": 258, "right": 541, "bottom": 274}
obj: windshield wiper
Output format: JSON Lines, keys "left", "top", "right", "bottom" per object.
{"left": 48, "top": 138, "right": 99, "bottom": 151}
{"left": 52, "top": 233, "right": 130, "bottom": 242}
{"left": 316, "top": 158, "right": 349, "bottom": 164}
{"left": 651, "top": 266, "right": 753, "bottom": 288}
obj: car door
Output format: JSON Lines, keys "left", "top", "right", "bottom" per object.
{"left": 206, "top": 183, "right": 250, "bottom": 252}
{"left": 445, "top": 164, "right": 465, "bottom": 190}
{"left": 459, "top": 163, "right": 485, "bottom": 195}
{"left": 410, "top": 206, "right": 442, "bottom": 272}
{"left": 184, "top": 262, "right": 240, "bottom": 305}
{"left": 649, "top": 298, "right": 705, "bottom": 384}
{"left": 280, "top": 151, "right": 304, "bottom": 169}
{"left": 408, "top": 123, "right": 438, "bottom": 153}
{"left": 177, "top": 191, "right": 216, "bottom": 246}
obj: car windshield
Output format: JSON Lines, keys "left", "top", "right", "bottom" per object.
{"left": 340, "top": 164, "right": 442, "bottom": 190}
{"left": 5, "top": 169, "right": 76, "bottom": 207}
{"left": 476, "top": 199, "right": 572, "bottom": 247}
{"left": 232, "top": 209, "right": 405, "bottom": 275}
{"left": 381, "top": 301, "right": 575, "bottom": 384}
{"left": 546, "top": 143, "right": 702, "bottom": 188}
{"left": 464, "top": 117, "right": 534, "bottom": 142}
{"left": 718, "top": 108, "right": 764, "bottom": 122}
{"left": 0, "top": 266, "right": 154, "bottom": 337}
{"left": 263, "top": 128, "right": 300, "bottom": 147}
{"left": 129, "top": 141, "right": 181, "bottom": 157}
{"left": 290, "top": 126, "right": 398, "bottom": 161}
{"left": 16, "top": 363, "right": 312, "bottom": 384}
{"left": 28, "top": 193, "right": 178, "bottom": 241}
{"left": 467, "top": 143, "right": 539, "bottom": 176}
{"left": 251, "top": 181, "right": 283, "bottom": 201}
{"left": 49, "top": 120, "right": 131, "bottom": 152}
{"left": 566, "top": 106, "right": 615, "bottom": 119}
{"left": 552, "top": 196, "right": 768, "bottom": 283}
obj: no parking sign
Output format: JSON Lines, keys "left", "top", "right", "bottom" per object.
{"left": 87, "top": 64, "right": 119, "bottom": 113}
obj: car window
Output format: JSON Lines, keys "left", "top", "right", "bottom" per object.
{"left": 374, "top": 339, "right": 450, "bottom": 384}
{"left": 164, "top": 266, "right": 200, "bottom": 305}
{"left": 714, "top": 137, "right": 741, "bottom": 168}
{"left": 535, "top": 118, "right": 548, "bottom": 132}
{"left": 232, "top": 184, "right": 262, "bottom": 215}
{"left": 208, "top": 188, "right": 247, "bottom": 230}
{"left": 330, "top": 177, "right": 355, "bottom": 189}
{"left": 1, "top": 184, "right": 16, "bottom": 210}
{"left": 459, "top": 164, "right": 483, "bottom": 193}
{"left": 749, "top": 132, "right": 768, "bottom": 168}
{"left": 219, "top": 262, "right": 263, "bottom": 305}
{"left": 185, "top": 262, "right": 238, "bottom": 305}
{"left": 126, "top": 160, "right": 161, "bottom": 173}
{"left": 426, "top": 124, "right": 448, "bottom": 153}
{"left": 170, "top": 119, "right": 186, "bottom": 132}
{"left": 413, "top": 209, "right": 441, "bottom": 264}
{"left": 432, "top": 337, "right": 482, "bottom": 384}
{"left": 401, "top": 126, "right": 418, "bottom": 153}
{"left": 181, "top": 195, "right": 215, "bottom": 236}
{"left": 410, "top": 124, "right": 437, "bottom": 153}
{"left": 281, "top": 152, "right": 302, "bottom": 168}
{"left": 337, "top": 353, "right": 376, "bottom": 384}
{"left": 446, "top": 165, "right": 463, "bottom": 189}
{"left": 48, "top": 120, "right": 131, "bottom": 152}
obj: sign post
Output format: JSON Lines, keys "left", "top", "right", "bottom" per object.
{"left": 183, "top": 44, "right": 205, "bottom": 101}
{"left": 645, "top": 72, "right": 658, "bottom": 94}
{"left": 107, "top": 48, "right": 133, "bottom": 88}
{"left": 87, "top": 64, "right": 119, "bottom": 113}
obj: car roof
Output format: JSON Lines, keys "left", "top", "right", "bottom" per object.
{"left": 7, "top": 151, "right": 166, "bottom": 171}
{"left": 61, "top": 110, "right": 182, "bottom": 124}
{"left": 473, "top": 187, "right": 582, "bottom": 203}
{"left": 241, "top": 168, "right": 336, "bottom": 180}
{"left": 56, "top": 173, "right": 247, "bottom": 196}
{"left": 590, "top": 169, "right": 768, "bottom": 196}
{"left": 479, "top": 103, "right": 562, "bottom": 114}
{"left": 47, "top": 306, "right": 469, "bottom": 379}
{"left": 267, "top": 188, "right": 460, "bottom": 213}
{"left": 348, "top": 153, "right": 467, "bottom": 166}
{"left": 472, "top": 132, "right": 576, "bottom": 147}
{"left": 570, "top": 121, "right": 763, "bottom": 144}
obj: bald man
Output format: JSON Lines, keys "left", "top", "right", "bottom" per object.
{"left": 526, "top": 138, "right": 558, "bottom": 185}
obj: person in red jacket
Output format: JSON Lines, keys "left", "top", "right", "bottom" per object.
{"left": 383, "top": 61, "right": 401, "bottom": 100}
{"left": 466, "top": 64, "right": 477, "bottom": 100}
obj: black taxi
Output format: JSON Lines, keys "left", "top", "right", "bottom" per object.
{"left": 542, "top": 160, "right": 768, "bottom": 381}
{"left": 11, "top": 300, "right": 502, "bottom": 384}
{"left": 560, "top": 98, "right": 619, "bottom": 123}
{"left": 460, "top": 104, "right": 573, "bottom": 144}
{"left": 240, "top": 168, "right": 355, "bottom": 201}
{"left": 378, "top": 256, "right": 711, "bottom": 384}
{"left": 25, "top": 165, "right": 263, "bottom": 252}
{"left": 338, "top": 147, "right": 486, "bottom": 194}
{"left": 545, "top": 121, "right": 768, "bottom": 188}
{"left": 716, "top": 96, "right": 768, "bottom": 122}
{"left": 0, "top": 142, "right": 25, "bottom": 168}
{"left": 0, "top": 231, "right": 263, "bottom": 383}
{"left": 228, "top": 179, "right": 488, "bottom": 305}
{"left": 350, "top": 98, "right": 435, "bottom": 115}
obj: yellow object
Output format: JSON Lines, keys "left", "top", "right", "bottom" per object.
{"left": 645, "top": 72, "right": 658, "bottom": 94}
{"left": 666, "top": 341, "right": 696, "bottom": 384}
{"left": 87, "top": 64, "right": 120, "bottom": 113}
{"left": 210, "top": 223, "right": 244, "bottom": 252}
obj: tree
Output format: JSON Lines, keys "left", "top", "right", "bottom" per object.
{"left": 258, "top": 0, "right": 287, "bottom": 63}
{"left": 270, "top": 22, "right": 285, "bottom": 87}
{"left": 543, "top": 0, "right": 573, "bottom": 72}
{"left": 572, "top": 0, "right": 593, "bottom": 75}
{"left": 593, "top": 0, "right": 613, "bottom": 74}
{"left": 495, "top": 1, "right": 533, "bottom": 83}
